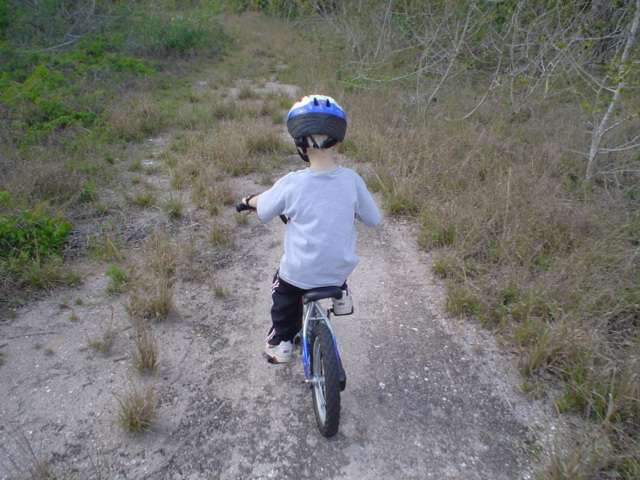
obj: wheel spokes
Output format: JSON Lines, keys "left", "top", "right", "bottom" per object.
{"left": 312, "top": 338, "right": 327, "bottom": 424}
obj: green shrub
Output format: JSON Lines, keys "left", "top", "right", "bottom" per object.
{"left": 122, "top": 11, "right": 228, "bottom": 58}
{"left": 106, "top": 264, "right": 128, "bottom": 294}
{"left": 0, "top": 205, "right": 71, "bottom": 261}
{"left": 79, "top": 181, "right": 97, "bottom": 203}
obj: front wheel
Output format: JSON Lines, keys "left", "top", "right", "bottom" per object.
{"left": 309, "top": 322, "right": 341, "bottom": 437}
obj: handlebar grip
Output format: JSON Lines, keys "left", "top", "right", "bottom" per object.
{"left": 236, "top": 203, "right": 254, "bottom": 212}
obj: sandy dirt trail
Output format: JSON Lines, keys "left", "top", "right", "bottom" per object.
{"left": 151, "top": 165, "right": 561, "bottom": 480}
{"left": 1, "top": 87, "right": 564, "bottom": 479}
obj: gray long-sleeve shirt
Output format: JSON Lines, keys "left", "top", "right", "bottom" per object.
{"left": 257, "top": 166, "right": 381, "bottom": 289}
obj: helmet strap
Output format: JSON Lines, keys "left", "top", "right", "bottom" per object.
{"left": 296, "top": 146, "right": 310, "bottom": 162}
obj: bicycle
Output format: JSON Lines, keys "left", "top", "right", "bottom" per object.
{"left": 236, "top": 200, "right": 348, "bottom": 438}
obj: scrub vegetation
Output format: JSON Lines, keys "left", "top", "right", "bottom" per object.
{"left": 0, "top": 0, "right": 228, "bottom": 309}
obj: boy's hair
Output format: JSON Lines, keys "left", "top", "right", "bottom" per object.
{"left": 308, "top": 134, "right": 330, "bottom": 149}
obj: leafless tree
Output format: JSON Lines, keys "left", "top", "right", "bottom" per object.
{"left": 582, "top": 0, "right": 640, "bottom": 180}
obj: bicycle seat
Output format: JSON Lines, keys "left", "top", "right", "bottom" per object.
{"left": 303, "top": 286, "right": 343, "bottom": 304}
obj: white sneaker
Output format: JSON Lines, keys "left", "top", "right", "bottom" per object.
{"left": 265, "top": 340, "right": 293, "bottom": 364}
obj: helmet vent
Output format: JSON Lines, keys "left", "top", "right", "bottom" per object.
{"left": 326, "top": 99, "right": 331, "bottom": 107}
{"left": 313, "top": 97, "right": 319, "bottom": 106}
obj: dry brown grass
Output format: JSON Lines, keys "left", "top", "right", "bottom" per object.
{"left": 107, "top": 91, "right": 163, "bottom": 141}
{"left": 209, "top": 222, "right": 233, "bottom": 247}
{"left": 127, "top": 229, "right": 176, "bottom": 321}
{"left": 1, "top": 155, "right": 83, "bottom": 206}
{"left": 87, "top": 328, "right": 116, "bottom": 355}
{"left": 192, "top": 175, "right": 235, "bottom": 215}
{"left": 132, "top": 320, "right": 158, "bottom": 373}
{"left": 128, "top": 276, "right": 173, "bottom": 321}
{"left": 335, "top": 81, "right": 640, "bottom": 476}
{"left": 116, "top": 385, "right": 156, "bottom": 433}
{"left": 86, "top": 231, "right": 122, "bottom": 261}
{"left": 142, "top": 229, "right": 177, "bottom": 279}
{"left": 168, "top": 118, "right": 289, "bottom": 179}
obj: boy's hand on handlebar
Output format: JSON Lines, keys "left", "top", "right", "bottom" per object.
{"left": 236, "top": 194, "right": 257, "bottom": 212}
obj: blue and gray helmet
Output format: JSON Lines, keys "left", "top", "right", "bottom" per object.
{"left": 286, "top": 94, "right": 347, "bottom": 162}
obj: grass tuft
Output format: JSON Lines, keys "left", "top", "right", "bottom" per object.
{"left": 162, "top": 196, "right": 184, "bottom": 219}
{"left": 128, "top": 277, "right": 173, "bottom": 321}
{"left": 87, "top": 328, "right": 116, "bottom": 355}
{"left": 87, "top": 232, "right": 122, "bottom": 261}
{"left": 246, "top": 132, "right": 287, "bottom": 156}
{"left": 132, "top": 321, "right": 158, "bottom": 373}
{"left": 129, "top": 191, "right": 155, "bottom": 207}
{"left": 209, "top": 223, "right": 233, "bottom": 247}
{"left": 116, "top": 385, "right": 156, "bottom": 433}
{"left": 106, "top": 264, "right": 128, "bottom": 295}
{"left": 234, "top": 212, "right": 249, "bottom": 225}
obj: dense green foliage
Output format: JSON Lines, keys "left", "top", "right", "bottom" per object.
{"left": 0, "top": 194, "right": 70, "bottom": 261}
{"left": 1, "top": 1, "right": 228, "bottom": 145}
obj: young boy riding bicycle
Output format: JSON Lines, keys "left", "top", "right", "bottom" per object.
{"left": 238, "top": 94, "right": 381, "bottom": 363}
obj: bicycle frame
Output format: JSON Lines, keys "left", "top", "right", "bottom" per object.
{"left": 301, "top": 300, "right": 343, "bottom": 380}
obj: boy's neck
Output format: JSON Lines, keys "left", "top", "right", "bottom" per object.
{"left": 308, "top": 149, "right": 338, "bottom": 171}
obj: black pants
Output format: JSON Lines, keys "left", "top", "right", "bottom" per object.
{"left": 268, "top": 271, "right": 347, "bottom": 345}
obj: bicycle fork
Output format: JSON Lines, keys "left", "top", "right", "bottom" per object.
{"left": 300, "top": 301, "right": 347, "bottom": 390}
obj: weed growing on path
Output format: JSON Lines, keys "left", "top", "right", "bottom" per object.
{"left": 132, "top": 321, "right": 158, "bottom": 374}
{"left": 163, "top": 196, "right": 184, "bottom": 219}
{"left": 106, "top": 265, "right": 129, "bottom": 295}
{"left": 209, "top": 223, "right": 233, "bottom": 247}
{"left": 143, "top": 230, "right": 177, "bottom": 279}
{"left": 214, "top": 285, "right": 227, "bottom": 298}
{"left": 234, "top": 212, "right": 248, "bottom": 225}
{"left": 128, "top": 277, "right": 174, "bottom": 322}
{"left": 129, "top": 191, "right": 155, "bottom": 208}
{"left": 116, "top": 385, "right": 156, "bottom": 434}
{"left": 88, "top": 329, "right": 116, "bottom": 355}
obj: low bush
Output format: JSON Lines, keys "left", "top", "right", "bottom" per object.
{"left": 0, "top": 204, "right": 71, "bottom": 261}
{"left": 0, "top": 200, "right": 76, "bottom": 303}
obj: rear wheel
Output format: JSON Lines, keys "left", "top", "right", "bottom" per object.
{"left": 309, "top": 322, "right": 340, "bottom": 437}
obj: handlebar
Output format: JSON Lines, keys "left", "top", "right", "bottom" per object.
{"left": 235, "top": 202, "right": 255, "bottom": 213}
{"left": 235, "top": 201, "right": 288, "bottom": 224}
